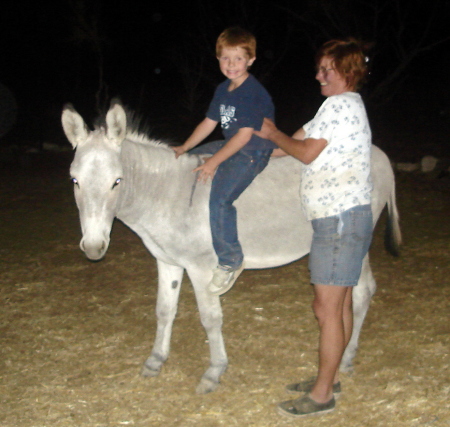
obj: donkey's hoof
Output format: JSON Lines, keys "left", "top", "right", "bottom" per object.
{"left": 141, "top": 364, "right": 160, "bottom": 378}
{"left": 196, "top": 377, "right": 220, "bottom": 394}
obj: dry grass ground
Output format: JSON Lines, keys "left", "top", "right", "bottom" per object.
{"left": 1, "top": 155, "right": 449, "bottom": 426}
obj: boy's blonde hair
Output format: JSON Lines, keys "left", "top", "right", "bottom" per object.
{"left": 316, "top": 38, "right": 369, "bottom": 91}
{"left": 216, "top": 27, "right": 256, "bottom": 59}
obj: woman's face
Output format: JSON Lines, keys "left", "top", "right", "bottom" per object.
{"left": 316, "top": 56, "right": 351, "bottom": 97}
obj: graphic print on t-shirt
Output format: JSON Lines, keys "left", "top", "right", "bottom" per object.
{"left": 220, "top": 104, "right": 237, "bottom": 129}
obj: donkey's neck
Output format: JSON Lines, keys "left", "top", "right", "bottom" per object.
{"left": 116, "top": 138, "right": 202, "bottom": 223}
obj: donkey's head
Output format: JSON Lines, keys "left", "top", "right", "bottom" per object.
{"left": 62, "top": 101, "right": 127, "bottom": 260}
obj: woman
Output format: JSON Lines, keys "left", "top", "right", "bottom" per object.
{"left": 256, "top": 38, "right": 373, "bottom": 418}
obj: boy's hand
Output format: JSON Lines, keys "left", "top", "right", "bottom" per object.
{"left": 254, "top": 118, "right": 278, "bottom": 140}
{"left": 172, "top": 145, "right": 187, "bottom": 158}
{"left": 193, "top": 158, "right": 218, "bottom": 184}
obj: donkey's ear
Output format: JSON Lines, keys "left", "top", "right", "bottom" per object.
{"left": 105, "top": 101, "right": 127, "bottom": 146}
{"left": 61, "top": 104, "right": 89, "bottom": 149}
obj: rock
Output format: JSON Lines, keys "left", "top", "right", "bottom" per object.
{"left": 396, "top": 162, "right": 419, "bottom": 172}
{"left": 421, "top": 155, "right": 438, "bottom": 173}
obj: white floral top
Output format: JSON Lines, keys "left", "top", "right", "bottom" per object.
{"left": 301, "top": 92, "right": 373, "bottom": 220}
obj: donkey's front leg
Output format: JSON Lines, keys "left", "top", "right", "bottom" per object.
{"left": 188, "top": 267, "right": 228, "bottom": 394}
{"left": 142, "top": 260, "right": 183, "bottom": 377}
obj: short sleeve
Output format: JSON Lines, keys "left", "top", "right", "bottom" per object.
{"left": 307, "top": 99, "right": 338, "bottom": 141}
{"left": 238, "top": 93, "right": 274, "bottom": 131}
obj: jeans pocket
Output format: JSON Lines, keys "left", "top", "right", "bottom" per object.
{"left": 311, "top": 215, "right": 340, "bottom": 244}
{"left": 349, "top": 206, "right": 373, "bottom": 242}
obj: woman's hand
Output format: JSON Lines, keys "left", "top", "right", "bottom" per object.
{"left": 254, "top": 118, "right": 279, "bottom": 140}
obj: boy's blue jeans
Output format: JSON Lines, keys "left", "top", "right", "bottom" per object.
{"left": 190, "top": 140, "right": 272, "bottom": 269}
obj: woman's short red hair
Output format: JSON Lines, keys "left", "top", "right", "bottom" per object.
{"left": 316, "top": 38, "right": 369, "bottom": 91}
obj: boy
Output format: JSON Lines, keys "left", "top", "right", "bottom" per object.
{"left": 172, "top": 27, "right": 276, "bottom": 295}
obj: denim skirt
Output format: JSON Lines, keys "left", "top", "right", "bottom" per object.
{"left": 309, "top": 204, "right": 373, "bottom": 286}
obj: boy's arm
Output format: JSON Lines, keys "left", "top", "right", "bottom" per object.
{"left": 172, "top": 117, "right": 218, "bottom": 158}
{"left": 194, "top": 127, "right": 253, "bottom": 183}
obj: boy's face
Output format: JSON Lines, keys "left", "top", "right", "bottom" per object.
{"left": 217, "top": 46, "right": 255, "bottom": 87}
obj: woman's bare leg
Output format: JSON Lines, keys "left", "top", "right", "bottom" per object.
{"left": 309, "top": 284, "right": 353, "bottom": 403}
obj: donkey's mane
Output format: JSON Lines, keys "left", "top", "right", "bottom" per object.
{"left": 125, "top": 130, "right": 168, "bottom": 149}
{"left": 89, "top": 101, "right": 196, "bottom": 174}
{"left": 94, "top": 101, "right": 176, "bottom": 150}
{"left": 125, "top": 108, "right": 172, "bottom": 148}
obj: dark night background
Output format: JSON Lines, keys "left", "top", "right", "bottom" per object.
{"left": 1, "top": 0, "right": 449, "bottom": 163}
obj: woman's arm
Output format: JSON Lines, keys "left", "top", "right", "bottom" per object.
{"left": 255, "top": 118, "right": 326, "bottom": 165}
{"left": 271, "top": 148, "right": 288, "bottom": 157}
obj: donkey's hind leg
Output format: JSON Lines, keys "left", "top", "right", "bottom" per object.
{"left": 340, "top": 255, "right": 376, "bottom": 372}
{"left": 188, "top": 267, "right": 228, "bottom": 394}
{"left": 142, "top": 260, "right": 183, "bottom": 377}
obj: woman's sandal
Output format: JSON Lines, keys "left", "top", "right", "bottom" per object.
{"left": 285, "top": 376, "right": 341, "bottom": 397}
{"left": 277, "top": 394, "right": 335, "bottom": 418}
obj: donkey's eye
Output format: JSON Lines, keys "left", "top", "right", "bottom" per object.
{"left": 112, "top": 178, "right": 122, "bottom": 189}
{"left": 71, "top": 177, "right": 79, "bottom": 186}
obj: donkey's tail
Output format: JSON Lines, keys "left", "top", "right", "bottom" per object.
{"left": 384, "top": 180, "right": 402, "bottom": 256}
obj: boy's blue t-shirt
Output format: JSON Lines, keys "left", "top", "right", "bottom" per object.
{"left": 206, "top": 74, "right": 277, "bottom": 151}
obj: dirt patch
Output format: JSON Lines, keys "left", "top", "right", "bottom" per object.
{"left": 1, "top": 156, "right": 449, "bottom": 426}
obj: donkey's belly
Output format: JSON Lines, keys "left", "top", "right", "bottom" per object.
{"left": 236, "top": 156, "right": 310, "bottom": 269}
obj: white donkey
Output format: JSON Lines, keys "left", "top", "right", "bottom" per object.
{"left": 62, "top": 100, "right": 401, "bottom": 394}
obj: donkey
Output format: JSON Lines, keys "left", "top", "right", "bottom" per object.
{"left": 62, "top": 100, "right": 401, "bottom": 394}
